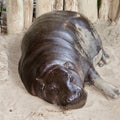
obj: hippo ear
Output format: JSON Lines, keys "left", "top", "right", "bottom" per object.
{"left": 64, "top": 61, "right": 75, "bottom": 70}
{"left": 36, "top": 78, "right": 43, "bottom": 81}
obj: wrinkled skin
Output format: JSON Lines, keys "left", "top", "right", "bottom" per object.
{"left": 19, "top": 11, "right": 104, "bottom": 109}
{"left": 32, "top": 65, "right": 87, "bottom": 109}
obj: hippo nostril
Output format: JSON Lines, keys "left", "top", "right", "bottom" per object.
{"left": 77, "top": 91, "right": 81, "bottom": 96}
{"left": 66, "top": 98, "right": 71, "bottom": 103}
{"left": 73, "top": 90, "right": 81, "bottom": 96}
{"left": 73, "top": 91, "right": 76, "bottom": 94}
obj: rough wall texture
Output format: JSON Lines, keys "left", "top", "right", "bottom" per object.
{"left": 0, "top": 37, "right": 8, "bottom": 82}
{"left": 7, "top": 0, "right": 24, "bottom": 34}
{"left": 6, "top": 0, "right": 120, "bottom": 34}
{"left": 36, "top": 0, "right": 63, "bottom": 18}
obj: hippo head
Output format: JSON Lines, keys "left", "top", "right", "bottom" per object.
{"left": 32, "top": 63, "right": 87, "bottom": 109}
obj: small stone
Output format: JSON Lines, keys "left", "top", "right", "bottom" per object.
{"left": 9, "top": 109, "right": 12, "bottom": 112}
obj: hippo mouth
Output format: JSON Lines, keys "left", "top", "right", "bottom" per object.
{"left": 60, "top": 90, "right": 87, "bottom": 110}
{"left": 40, "top": 82, "right": 87, "bottom": 110}
{"left": 33, "top": 64, "right": 87, "bottom": 109}
{"left": 61, "top": 100, "right": 86, "bottom": 110}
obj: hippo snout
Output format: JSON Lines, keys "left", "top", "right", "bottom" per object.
{"left": 60, "top": 88, "right": 87, "bottom": 109}
{"left": 33, "top": 65, "right": 87, "bottom": 109}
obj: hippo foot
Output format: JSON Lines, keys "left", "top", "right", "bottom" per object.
{"left": 89, "top": 68, "right": 120, "bottom": 99}
{"left": 98, "top": 50, "right": 110, "bottom": 67}
{"left": 97, "top": 60, "right": 105, "bottom": 67}
{"left": 101, "top": 83, "right": 120, "bottom": 99}
{"left": 93, "top": 78, "right": 120, "bottom": 99}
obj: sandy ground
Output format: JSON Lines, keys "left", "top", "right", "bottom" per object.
{"left": 0, "top": 21, "right": 120, "bottom": 120}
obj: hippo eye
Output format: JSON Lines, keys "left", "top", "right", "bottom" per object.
{"left": 47, "top": 85, "right": 59, "bottom": 94}
{"left": 70, "top": 76, "right": 74, "bottom": 82}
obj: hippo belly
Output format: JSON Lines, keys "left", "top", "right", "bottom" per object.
{"left": 19, "top": 11, "right": 104, "bottom": 109}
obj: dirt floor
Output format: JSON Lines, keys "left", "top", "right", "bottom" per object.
{"left": 0, "top": 21, "right": 120, "bottom": 120}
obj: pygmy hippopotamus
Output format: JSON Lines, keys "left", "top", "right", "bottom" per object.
{"left": 19, "top": 11, "right": 120, "bottom": 109}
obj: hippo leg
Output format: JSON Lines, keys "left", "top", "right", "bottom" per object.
{"left": 97, "top": 49, "right": 110, "bottom": 67}
{"left": 89, "top": 68, "right": 120, "bottom": 99}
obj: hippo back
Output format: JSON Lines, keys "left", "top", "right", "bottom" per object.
{"left": 19, "top": 11, "right": 102, "bottom": 93}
